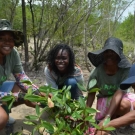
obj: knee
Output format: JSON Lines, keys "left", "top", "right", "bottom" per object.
{"left": 65, "top": 78, "right": 77, "bottom": 87}
{"left": 0, "top": 108, "right": 8, "bottom": 130}
{"left": 119, "top": 99, "right": 131, "bottom": 112}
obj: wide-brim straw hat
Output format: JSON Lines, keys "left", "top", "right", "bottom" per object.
{"left": 120, "top": 64, "right": 135, "bottom": 90}
{"left": 88, "top": 37, "right": 131, "bottom": 68}
{"left": 0, "top": 19, "right": 24, "bottom": 47}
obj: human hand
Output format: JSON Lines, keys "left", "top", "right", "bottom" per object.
{"left": 94, "top": 115, "right": 111, "bottom": 135}
{"left": 38, "top": 92, "right": 46, "bottom": 97}
{"left": 84, "top": 127, "right": 95, "bottom": 135}
{"left": 84, "top": 127, "right": 107, "bottom": 135}
{"left": 89, "top": 125, "right": 111, "bottom": 135}
{"left": 33, "top": 89, "right": 52, "bottom": 98}
{"left": 98, "top": 120, "right": 104, "bottom": 128}
{"left": 98, "top": 114, "right": 111, "bottom": 129}
{"left": 95, "top": 130, "right": 111, "bottom": 135}
{"left": 38, "top": 92, "right": 52, "bottom": 98}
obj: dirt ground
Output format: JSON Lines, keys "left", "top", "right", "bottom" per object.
{"left": 0, "top": 69, "right": 94, "bottom": 135}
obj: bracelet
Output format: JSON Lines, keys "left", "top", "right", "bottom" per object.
{"left": 18, "top": 92, "right": 25, "bottom": 102}
{"left": 33, "top": 89, "right": 40, "bottom": 95}
{"left": 106, "top": 114, "right": 111, "bottom": 118}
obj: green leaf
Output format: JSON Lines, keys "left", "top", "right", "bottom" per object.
{"left": 77, "top": 83, "right": 87, "bottom": 91}
{"left": 24, "top": 95, "right": 45, "bottom": 102}
{"left": 65, "top": 104, "right": 71, "bottom": 113}
{"left": 86, "top": 107, "right": 98, "bottom": 114}
{"left": 27, "top": 89, "right": 33, "bottom": 95}
{"left": 55, "top": 118, "right": 61, "bottom": 125}
{"left": 72, "top": 111, "right": 82, "bottom": 120}
{"left": 76, "top": 110, "right": 83, "bottom": 114}
{"left": 71, "top": 129, "right": 83, "bottom": 135}
{"left": 21, "top": 80, "right": 32, "bottom": 85}
{"left": 103, "top": 117, "right": 110, "bottom": 126}
{"left": 78, "top": 97, "right": 85, "bottom": 109}
{"left": 23, "top": 121, "right": 36, "bottom": 126}
{"left": 88, "top": 79, "right": 97, "bottom": 89}
{"left": 66, "top": 85, "right": 71, "bottom": 91}
{"left": 39, "top": 85, "right": 57, "bottom": 93}
{"left": 89, "top": 88, "right": 100, "bottom": 93}
{"left": 85, "top": 115, "right": 95, "bottom": 122}
{"left": 90, "top": 123, "right": 100, "bottom": 130}
{"left": 40, "top": 107, "right": 49, "bottom": 116}
{"left": 88, "top": 118, "right": 95, "bottom": 123}
{"left": 41, "top": 121, "right": 54, "bottom": 133}
{"left": 62, "top": 93, "right": 66, "bottom": 103}
{"left": 39, "top": 85, "right": 49, "bottom": 90}
{"left": 1, "top": 95, "right": 13, "bottom": 101}
{"left": 25, "top": 115, "right": 39, "bottom": 120}
{"left": 62, "top": 85, "right": 67, "bottom": 90}
{"left": 76, "top": 122, "right": 83, "bottom": 129}
{"left": 8, "top": 98, "right": 15, "bottom": 110}
{"left": 32, "top": 126, "right": 38, "bottom": 135}
{"left": 103, "top": 127, "right": 115, "bottom": 131}
{"left": 65, "top": 90, "right": 71, "bottom": 99}
{"left": 36, "top": 105, "right": 40, "bottom": 116}
{"left": 54, "top": 97, "right": 63, "bottom": 105}
{"left": 39, "top": 85, "right": 50, "bottom": 93}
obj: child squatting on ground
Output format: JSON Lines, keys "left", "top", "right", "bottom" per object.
{"left": 86, "top": 37, "right": 135, "bottom": 135}
{"left": 0, "top": 19, "right": 45, "bottom": 134}
{"left": 44, "top": 44, "right": 84, "bottom": 100}
{"left": 94, "top": 64, "right": 135, "bottom": 135}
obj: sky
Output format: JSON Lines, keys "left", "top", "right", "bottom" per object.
{"left": 122, "top": 2, "right": 135, "bottom": 19}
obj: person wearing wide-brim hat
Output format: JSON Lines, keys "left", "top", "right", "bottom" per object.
{"left": 86, "top": 37, "right": 135, "bottom": 134}
{"left": 88, "top": 37, "right": 131, "bottom": 68}
{"left": 94, "top": 64, "right": 135, "bottom": 135}
{"left": 0, "top": 19, "right": 41, "bottom": 132}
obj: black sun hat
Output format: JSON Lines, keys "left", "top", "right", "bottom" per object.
{"left": 0, "top": 19, "right": 24, "bottom": 47}
{"left": 88, "top": 37, "right": 131, "bottom": 68}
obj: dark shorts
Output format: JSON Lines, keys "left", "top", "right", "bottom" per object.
{"left": 0, "top": 81, "right": 15, "bottom": 114}
{"left": 0, "top": 81, "right": 15, "bottom": 93}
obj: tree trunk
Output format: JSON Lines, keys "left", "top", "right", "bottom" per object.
{"left": 22, "top": 0, "right": 29, "bottom": 70}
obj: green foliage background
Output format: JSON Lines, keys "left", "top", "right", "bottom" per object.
{"left": 0, "top": 0, "right": 135, "bottom": 68}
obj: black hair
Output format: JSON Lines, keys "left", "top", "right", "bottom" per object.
{"left": 46, "top": 44, "right": 75, "bottom": 75}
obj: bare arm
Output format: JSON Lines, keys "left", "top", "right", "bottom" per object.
{"left": 86, "top": 92, "right": 96, "bottom": 107}
{"left": 106, "top": 90, "right": 123, "bottom": 117}
{"left": 95, "top": 112, "right": 135, "bottom": 135}
{"left": 107, "top": 111, "right": 135, "bottom": 128}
